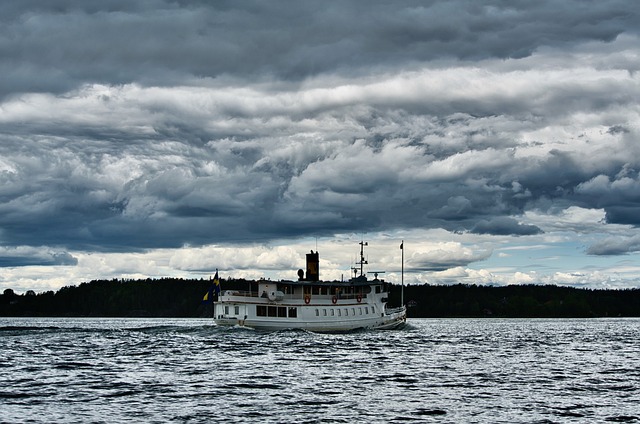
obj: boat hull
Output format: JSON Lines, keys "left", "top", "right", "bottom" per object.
{"left": 214, "top": 304, "right": 406, "bottom": 332}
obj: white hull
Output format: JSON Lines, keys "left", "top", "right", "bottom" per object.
{"left": 215, "top": 307, "right": 406, "bottom": 332}
{"left": 214, "top": 286, "right": 406, "bottom": 332}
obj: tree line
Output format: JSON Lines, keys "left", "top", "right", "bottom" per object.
{"left": 1, "top": 278, "right": 639, "bottom": 318}
{"left": 397, "top": 283, "right": 640, "bottom": 318}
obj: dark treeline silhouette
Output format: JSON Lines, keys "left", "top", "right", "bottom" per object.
{"left": 397, "top": 284, "right": 640, "bottom": 318}
{"left": 2, "top": 279, "right": 640, "bottom": 318}
{"left": 1, "top": 278, "right": 223, "bottom": 318}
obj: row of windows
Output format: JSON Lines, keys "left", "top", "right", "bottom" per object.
{"left": 223, "top": 304, "right": 376, "bottom": 319}
{"left": 315, "top": 306, "right": 375, "bottom": 317}
{"left": 223, "top": 304, "right": 299, "bottom": 318}
{"left": 256, "top": 305, "right": 298, "bottom": 318}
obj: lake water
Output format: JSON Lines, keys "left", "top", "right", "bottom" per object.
{"left": 1, "top": 318, "right": 639, "bottom": 423}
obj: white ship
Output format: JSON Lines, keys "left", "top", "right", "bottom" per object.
{"left": 213, "top": 242, "right": 407, "bottom": 332}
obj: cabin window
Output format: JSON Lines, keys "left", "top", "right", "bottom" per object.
{"left": 330, "top": 309, "right": 335, "bottom": 316}
{"left": 323, "top": 309, "right": 327, "bottom": 316}
{"left": 277, "top": 307, "right": 286, "bottom": 317}
{"left": 288, "top": 307, "right": 297, "bottom": 318}
{"left": 257, "top": 305, "right": 267, "bottom": 316}
{"left": 268, "top": 306, "right": 277, "bottom": 317}
{"left": 371, "top": 306, "right": 376, "bottom": 314}
{"left": 225, "top": 306, "right": 229, "bottom": 315}
{"left": 234, "top": 306, "right": 240, "bottom": 315}
{"left": 352, "top": 308, "right": 356, "bottom": 316}
{"left": 344, "top": 308, "right": 348, "bottom": 316}
{"left": 315, "top": 309, "right": 319, "bottom": 316}
{"left": 359, "top": 308, "right": 362, "bottom": 315}
{"left": 375, "top": 285, "right": 381, "bottom": 294}
{"left": 365, "top": 307, "right": 369, "bottom": 314}
{"left": 337, "top": 309, "right": 341, "bottom": 317}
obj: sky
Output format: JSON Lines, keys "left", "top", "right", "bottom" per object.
{"left": 1, "top": 1, "right": 640, "bottom": 294}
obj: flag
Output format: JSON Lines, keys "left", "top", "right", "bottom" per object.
{"left": 202, "top": 284, "right": 214, "bottom": 304}
{"left": 202, "top": 270, "right": 220, "bottom": 303}
{"left": 202, "top": 289, "right": 212, "bottom": 303}
{"left": 213, "top": 270, "right": 221, "bottom": 294}
{"left": 400, "top": 241, "right": 403, "bottom": 250}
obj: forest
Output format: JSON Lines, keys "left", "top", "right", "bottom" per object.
{"left": 1, "top": 278, "right": 640, "bottom": 318}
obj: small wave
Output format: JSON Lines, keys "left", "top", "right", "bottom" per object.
{"left": 0, "top": 325, "right": 118, "bottom": 337}
{"left": 294, "top": 399, "right": 341, "bottom": 406}
{"left": 606, "top": 416, "right": 640, "bottom": 423}
{"left": 555, "top": 410, "right": 586, "bottom": 418}
{"left": 413, "top": 408, "right": 447, "bottom": 416}
{"left": 377, "top": 372, "right": 417, "bottom": 383}
{"left": 229, "top": 383, "right": 282, "bottom": 390}
{"left": 53, "top": 361, "right": 94, "bottom": 370}
{"left": 101, "top": 390, "right": 142, "bottom": 398}
{"left": 0, "top": 391, "right": 33, "bottom": 399}
{"left": 0, "top": 325, "right": 64, "bottom": 334}
{"left": 126, "top": 324, "right": 218, "bottom": 334}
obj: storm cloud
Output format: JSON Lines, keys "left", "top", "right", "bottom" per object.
{"left": 1, "top": 1, "right": 640, "bottom": 292}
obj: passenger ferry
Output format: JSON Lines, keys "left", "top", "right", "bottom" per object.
{"left": 213, "top": 242, "right": 407, "bottom": 332}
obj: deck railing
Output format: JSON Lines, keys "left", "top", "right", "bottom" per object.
{"left": 221, "top": 290, "right": 370, "bottom": 301}
{"left": 221, "top": 290, "right": 257, "bottom": 297}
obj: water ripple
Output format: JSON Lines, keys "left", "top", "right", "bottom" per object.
{"left": 1, "top": 317, "right": 639, "bottom": 423}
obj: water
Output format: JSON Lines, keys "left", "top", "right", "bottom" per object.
{"left": 1, "top": 318, "right": 639, "bottom": 423}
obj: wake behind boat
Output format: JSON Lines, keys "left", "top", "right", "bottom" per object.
{"left": 213, "top": 242, "right": 406, "bottom": 332}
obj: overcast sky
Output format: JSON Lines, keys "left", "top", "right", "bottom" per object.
{"left": 2, "top": 1, "right": 640, "bottom": 293}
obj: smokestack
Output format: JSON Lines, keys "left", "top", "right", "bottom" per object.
{"left": 306, "top": 250, "right": 319, "bottom": 281}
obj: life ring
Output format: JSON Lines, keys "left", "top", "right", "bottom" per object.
{"left": 356, "top": 294, "right": 362, "bottom": 303}
{"left": 332, "top": 296, "right": 337, "bottom": 304}
{"left": 304, "top": 295, "right": 311, "bottom": 304}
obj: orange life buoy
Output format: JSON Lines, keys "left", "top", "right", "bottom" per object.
{"left": 332, "top": 295, "right": 337, "bottom": 304}
{"left": 356, "top": 294, "right": 362, "bottom": 303}
{"left": 304, "top": 295, "right": 311, "bottom": 304}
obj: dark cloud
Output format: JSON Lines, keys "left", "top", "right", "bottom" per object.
{"left": 604, "top": 207, "right": 640, "bottom": 226}
{"left": 575, "top": 168, "right": 640, "bottom": 226}
{"left": 1, "top": 1, "right": 638, "bottom": 98}
{"left": 471, "top": 217, "right": 543, "bottom": 236}
{"left": 0, "top": 249, "right": 78, "bottom": 267}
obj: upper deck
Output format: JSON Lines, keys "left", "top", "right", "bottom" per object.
{"left": 219, "top": 277, "right": 389, "bottom": 304}
{"left": 217, "top": 242, "right": 393, "bottom": 305}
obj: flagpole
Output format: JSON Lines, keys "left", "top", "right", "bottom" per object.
{"left": 213, "top": 269, "right": 219, "bottom": 319}
{"left": 401, "top": 240, "right": 404, "bottom": 307}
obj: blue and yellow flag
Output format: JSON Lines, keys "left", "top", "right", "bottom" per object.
{"left": 213, "top": 270, "right": 221, "bottom": 294}
{"left": 202, "top": 290, "right": 212, "bottom": 303}
{"left": 202, "top": 270, "right": 220, "bottom": 303}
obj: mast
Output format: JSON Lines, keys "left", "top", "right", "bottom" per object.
{"left": 357, "top": 241, "right": 368, "bottom": 277}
